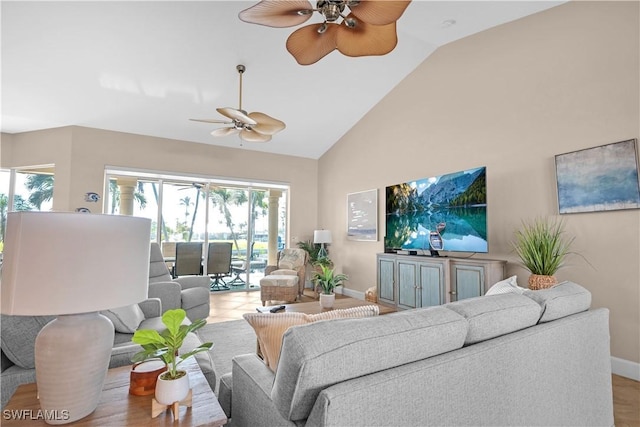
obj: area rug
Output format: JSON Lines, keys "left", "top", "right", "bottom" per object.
{"left": 197, "top": 319, "right": 257, "bottom": 393}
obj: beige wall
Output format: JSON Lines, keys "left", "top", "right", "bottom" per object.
{"left": 1, "top": 126, "right": 319, "bottom": 248}
{"left": 319, "top": 1, "right": 639, "bottom": 364}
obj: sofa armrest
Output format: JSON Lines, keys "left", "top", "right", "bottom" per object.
{"left": 148, "top": 281, "right": 182, "bottom": 311}
{"left": 138, "top": 298, "right": 162, "bottom": 318}
{"left": 174, "top": 276, "right": 210, "bottom": 290}
{"left": 231, "top": 354, "right": 296, "bottom": 427}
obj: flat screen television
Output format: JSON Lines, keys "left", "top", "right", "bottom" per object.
{"left": 385, "top": 166, "right": 488, "bottom": 254}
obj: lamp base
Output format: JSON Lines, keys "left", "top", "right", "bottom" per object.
{"left": 35, "top": 312, "right": 114, "bottom": 424}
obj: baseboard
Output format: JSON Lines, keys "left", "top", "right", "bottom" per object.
{"left": 340, "top": 287, "right": 365, "bottom": 300}
{"left": 611, "top": 356, "right": 640, "bottom": 381}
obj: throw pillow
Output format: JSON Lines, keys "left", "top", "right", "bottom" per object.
{"left": 101, "top": 304, "right": 145, "bottom": 333}
{"left": 485, "top": 275, "right": 526, "bottom": 296}
{"left": 243, "top": 305, "right": 379, "bottom": 371}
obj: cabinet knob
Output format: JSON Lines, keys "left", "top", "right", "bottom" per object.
{"left": 450, "top": 291, "right": 457, "bottom": 295}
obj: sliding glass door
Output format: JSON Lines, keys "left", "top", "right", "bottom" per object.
{"left": 105, "top": 169, "right": 288, "bottom": 287}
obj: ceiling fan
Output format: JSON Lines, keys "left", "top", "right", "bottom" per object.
{"left": 238, "top": 0, "right": 412, "bottom": 65}
{"left": 190, "top": 64, "right": 285, "bottom": 143}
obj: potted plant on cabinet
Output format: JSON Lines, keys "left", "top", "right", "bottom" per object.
{"left": 132, "top": 309, "right": 212, "bottom": 406}
{"left": 512, "top": 217, "right": 575, "bottom": 290}
{"left": 312, "top": 264, "right": 348, "bottom": 308}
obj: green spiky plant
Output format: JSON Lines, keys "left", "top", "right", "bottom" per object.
{"left": 312, "top": 264, "right": 348, "bottom": 295}
{"left": 512, "top": 217, "right": 575, "bottom": 276}
{"left": 131, "top": 309, "right": 212, "bottom": 380}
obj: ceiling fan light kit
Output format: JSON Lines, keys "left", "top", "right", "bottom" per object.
{"left": 239, "top": 0, "right": 411, "bottom": 65}
{"left": 190, "top": 64, "right": 285, "bottom": 143}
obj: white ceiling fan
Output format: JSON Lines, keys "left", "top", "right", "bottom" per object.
{"left": 190, "top": 64, "right": 286, "bottom": 143}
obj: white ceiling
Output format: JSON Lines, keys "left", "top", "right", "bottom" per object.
{"left": 1, "top": 1, "right": 564, "bottom": 159}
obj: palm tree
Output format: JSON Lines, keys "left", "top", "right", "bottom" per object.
{"left": 25, "top": 174, "right": 53, "bottom": 209}
{"left": 209, "top": 187, "right": 248, "bottom": 253}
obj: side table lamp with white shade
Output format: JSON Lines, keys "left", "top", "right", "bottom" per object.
{"left": 0, "top": 211, "right": 151, "bottom": 425}
{"left": 313, "top": 229, "right": 332, "bottom": 259}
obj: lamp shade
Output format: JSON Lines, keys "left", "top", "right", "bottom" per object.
{"left": 313, "top": 229, "right": 332, "bottom": 244}
{"left": 1, "top": 211, "right": 151, "bottom": 315}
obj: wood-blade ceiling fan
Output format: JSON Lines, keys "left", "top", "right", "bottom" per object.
{"left": 239, "top": 0, "right": 412, "bottom": 65}
{"left": 190, "top": 64, "right": 285, "bottom": 143}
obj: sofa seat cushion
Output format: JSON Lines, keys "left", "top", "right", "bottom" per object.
{"left": 524, "top": 281, "right": 592, "bottom": 323}
{"left": 445, "top": 293, "right": 542, "bottom": 345}
{"left": 272, "top": 306, "right": 468, "bottom": 421}
{"left": 243, "top": 306, "right": 380, "bottom": 371}
{"left": 0, "top": 314, "right": 55, "bottom": 369}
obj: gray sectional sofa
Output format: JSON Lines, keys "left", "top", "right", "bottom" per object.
{"left": 1, "top": 295, "right": 215, "bottom": 409}
{"left": 223, "top": 281, "right": 614, "bottom": 426}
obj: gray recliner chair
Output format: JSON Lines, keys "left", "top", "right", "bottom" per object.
{"left": 148, "top": 242, "right": 211, "bottom": 321}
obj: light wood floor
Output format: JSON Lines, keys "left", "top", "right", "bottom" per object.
{"left": 206, "top": 290, "right": 639, "bottom": 425}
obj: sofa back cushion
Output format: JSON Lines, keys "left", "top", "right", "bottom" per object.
{"left": 445, "top": 293, "right": 542, "bottom": 345}
{"left": 149, "top": 242, "right": 172, "bottom": 283}
{"left": 272, "top": 306, "right": 468, "bottom": 421}
{"left": 1, "top": 314, "right": 55, "bottom": 369}
{"left": 524, "top": 281, "right": 591, "bottom": 323}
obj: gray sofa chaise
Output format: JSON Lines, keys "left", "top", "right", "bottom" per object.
{"left": 222, "top": 281, "right": 613, "bottom": 426}
{"left": 1, "top": 292, "right": 216, "bottom": 409}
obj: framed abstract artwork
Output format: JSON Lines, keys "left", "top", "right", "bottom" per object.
{"left": 347, "top": 189, "right": 378, "bottom": 241}
{"left": 554, "top": 139, "right": 640, "bottom": 214}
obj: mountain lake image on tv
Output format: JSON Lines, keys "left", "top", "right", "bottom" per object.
{"left": 385, "top": 166, "right": 488, "bottom": 253}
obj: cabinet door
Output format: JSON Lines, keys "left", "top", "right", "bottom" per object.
{"left": 397, "top": 261, "right": 418, "bottom": 309}
{"left": 377, "top": 257, "right": 396, "bottom": 304}
{"left": 419, "top": 262, "right": 446, "bottom": 307}
{"left": 451, "top": 264, "right": 485, "bottom": 301}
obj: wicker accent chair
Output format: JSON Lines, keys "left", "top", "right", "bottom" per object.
{"left": 260, "top": 248, "right": 308, "bottom": 306}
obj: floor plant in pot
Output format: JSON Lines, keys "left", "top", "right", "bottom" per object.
{"left": 312, "top": 264, "right": 348, "bottom": 309}
{"left": 512, "top": 216, "right": 575, "bottom": 290}
{"left": 132, "top": 309, "right": 212, "bottom": 406}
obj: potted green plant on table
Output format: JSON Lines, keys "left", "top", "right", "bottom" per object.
{"left": 312, "top": 264, "right": 349, "bottom": 308}
{"left": 512, "top": 217, "right": 575, "bottom": 290}
{"left": 132, "top": 309, "right": 212, "bottom": 405}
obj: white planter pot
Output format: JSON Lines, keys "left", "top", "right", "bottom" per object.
{"left": 319, "top": 293, "right": 335, "bottom": 309}
{"left": 155, "top": 371, "right": 190, "bottom": 405}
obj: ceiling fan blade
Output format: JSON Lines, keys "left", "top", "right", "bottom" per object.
{"left": 211, "top": 127, "right": 240, "bottom": 137}
{"left": 189, "top": 118, "right": 233, "bottom": 124}
{"left": 286, "top": 23, "right": 338, "bottom": 66}
{"left": 239, "top": 0, "right": 313, "bottom": 28}
{"left": 349, "top": 0, "right": 412, "bottom": 26}
{"left": 216, "top": 107, "right": 257, "bottom": 125}
{"left": 247, "top": 112, "right": 286, "bottom": 135}
{"left": 336, "top": 16, "right": 398, "bottom": 57}
{"left": 240, "top": 129, "right": 272, "bottom": 143}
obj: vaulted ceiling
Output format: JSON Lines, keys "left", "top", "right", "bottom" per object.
{"left": 1, "top": 1, "right": 564, "bottom": 159}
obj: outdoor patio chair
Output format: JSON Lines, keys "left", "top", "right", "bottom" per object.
{"left": 207, "top": 242, "right": 232, "bottom": 291}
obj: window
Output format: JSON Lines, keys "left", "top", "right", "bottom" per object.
{"left": 0, "top": 166, "right": 55, "bottom": 253}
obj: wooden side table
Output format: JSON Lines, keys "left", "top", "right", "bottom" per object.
{"left": 2, "top": 357, "right": 226, "bottom": 426}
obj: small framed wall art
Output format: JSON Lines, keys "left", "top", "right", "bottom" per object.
{"left": 347, "top": 189, "right": 378, "bottom": 241}
{"left": 554, "top": 139, "right": 640, "bottom": 214}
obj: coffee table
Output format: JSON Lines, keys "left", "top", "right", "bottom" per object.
{"left": 261, "top": 295, "right": 396, "bottom": 315}
{"left": 2, "top": 357, "right": 226, "bottom": 427}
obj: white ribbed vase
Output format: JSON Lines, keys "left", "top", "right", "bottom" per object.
{"left": 35, "top": 312, "right": 114, "bottom": 425}
{"left": 319, "top": 293, "right": 335, "bottom": 309}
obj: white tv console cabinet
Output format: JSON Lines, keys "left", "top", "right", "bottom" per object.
{"left": 377, "top": 253, "right": 506, "bottom": 310}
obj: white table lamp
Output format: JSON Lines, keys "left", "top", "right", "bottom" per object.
{"left": 0, "top": 212, "right": 151, "bottom": 424}
{"left": 313, "top": 229, "right": 332, "bottom": 259}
